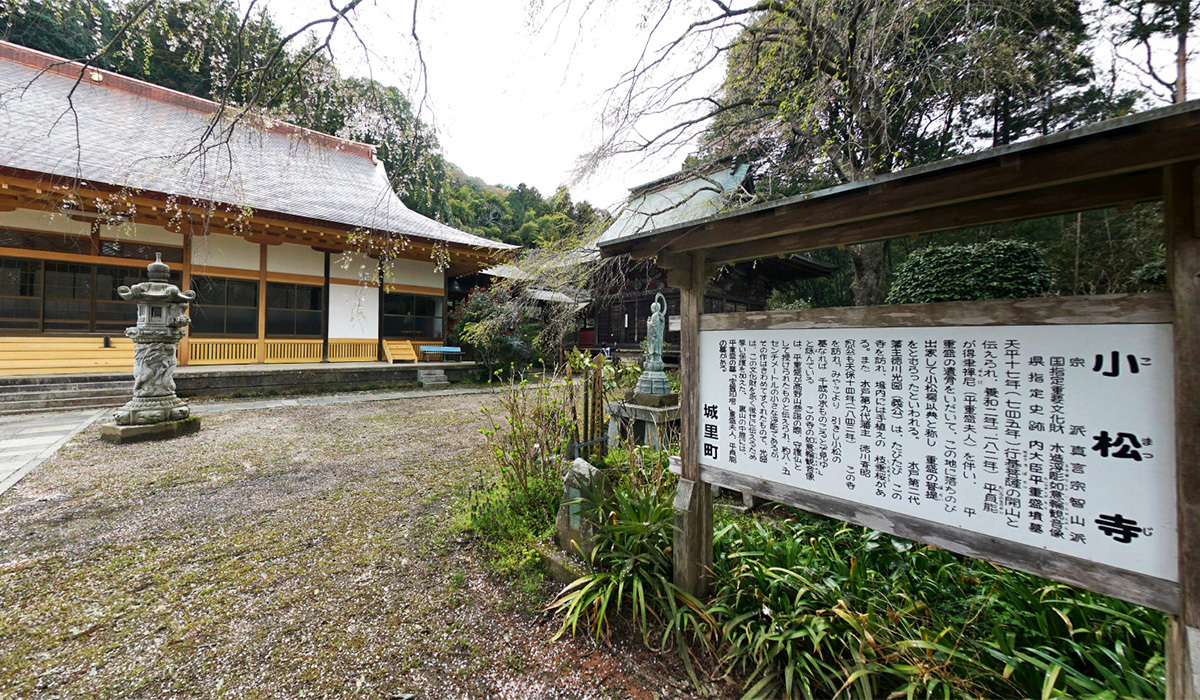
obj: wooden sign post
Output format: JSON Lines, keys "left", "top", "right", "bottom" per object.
{"left": 1168, "top": 161, "right": 1200, "bottom": 698}
{"left": 665, "top": 251, "right": 712, "bottom": 597}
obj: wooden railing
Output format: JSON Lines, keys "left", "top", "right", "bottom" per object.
{"left": 188, "top": 338, "right": 259, "bottom": 365}
{"left": 328, "top": 339, "right": 378, "bottom": 362}
{"left": 265, "top": 339, "right": 322, "bottom": 364}
{"left": 0, "top": 336, "right": 137, "bottom": 376}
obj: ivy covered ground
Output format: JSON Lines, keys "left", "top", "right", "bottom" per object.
{"left": 0, "top": 395, "right": 702, "bottom": 699}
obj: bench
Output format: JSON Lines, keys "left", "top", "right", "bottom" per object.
{"left": 419, "top": 345, "right": 464, "bottom": 362}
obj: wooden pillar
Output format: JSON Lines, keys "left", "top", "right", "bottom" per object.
{"left": 668, "top": 251, "right": 713, "bottom": 598}
{"left": 257, "top": 243, "right": 267, "bottom": 364}
{"left": 321, "top": 251, "right": 330, "bottom": 363}
{"left": 1168, "top": 161, "right": 1200, "bottom": 699}
{"left": 377, "top": 259, "right": 385, "bottom": 362}
{"left": 179, "top": 232, "right": 192, "bottom": 366}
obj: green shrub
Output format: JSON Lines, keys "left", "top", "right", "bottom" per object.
{"left": 448, "top": 284, "right": 543, "bottom": 375}
{"left": 1130, "top": 245, "right": 1167, "bottom": 292}
{"left": 549, "top": 445, "right": 711, "bottom": 678}
{"left": 544, "top": 450, "right": 1165, "bottom": 699}
{"left": 886, "top": 239, "right": 1054, "bottom": 304}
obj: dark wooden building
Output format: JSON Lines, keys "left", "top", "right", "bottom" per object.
{"left": 581, "top": 163, "right": 835, "bottom": 354}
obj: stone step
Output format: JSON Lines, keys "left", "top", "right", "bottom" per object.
{"left": 0, "top": 372, "right": 128, "bottom": 388}
{"left": 0, "top": 393, "right": 127, "bottom": 415}
{"left": 0, "top": 383, "right": 131, "bottom": 403}
{"left": 417, "top": 369, "right": 449, "bottom": 389}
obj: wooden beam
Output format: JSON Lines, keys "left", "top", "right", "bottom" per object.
{"left": 179, "top": 232, "right": 192, "bottom": 367}
{"left": 700, "top": 292, "right": 1172, "bottom": 332}
{"left": 701, "top": 170, "right": 1163, "bottom": 263}
{"left": 621, "top": 116, "right": 1199, "bottom": 259}
{"left": 0, "top": 172, "right": 509, "bottom": 272}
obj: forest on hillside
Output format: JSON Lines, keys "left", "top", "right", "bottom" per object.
{"left": 0, "top": 0, "right": 608, "bottom": 248}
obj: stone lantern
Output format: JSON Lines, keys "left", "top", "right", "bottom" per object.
{"left": 102, "top": 254, "right": 200, "bottom": 443}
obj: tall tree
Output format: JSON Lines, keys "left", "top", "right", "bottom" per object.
{"left": 576, "top": 0, "right": 1133, "bottom": 304}
{"left": 1106, "top": 0, "right": 1197, "bottom": 103}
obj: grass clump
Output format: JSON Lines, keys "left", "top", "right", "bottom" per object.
{"left": 545, "top": 448, "right": 1166, "bottom": 699}
{"left": 709, "top": 511, "right": 1166, "bottom": 699}
{"left": 457, "top": 370, "right": 573, "bottom": 598}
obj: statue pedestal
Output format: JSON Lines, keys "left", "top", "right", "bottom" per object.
{"left": 607, "top": 400, "right": 680, "bottom": 451}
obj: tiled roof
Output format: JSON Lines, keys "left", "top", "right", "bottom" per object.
{"left": 0, "top": 42, "right": 513, "bottom": 251}
{"left": 595, "top": 164, "right": 751, "bottom": 247}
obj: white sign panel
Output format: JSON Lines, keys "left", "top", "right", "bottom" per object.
{"left": 698, "top": 324, "right": 1176, "bottom": 582}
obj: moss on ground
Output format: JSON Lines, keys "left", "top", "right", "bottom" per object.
{"left": 0, "top": 397, "right": 693, "bottom": 699}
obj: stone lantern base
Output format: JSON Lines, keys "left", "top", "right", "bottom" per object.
{"left": 101, "top": 415, "right": 201, "bottom": 445}
{"left": 113, "top": 394, "right": 191, "bottom": 426}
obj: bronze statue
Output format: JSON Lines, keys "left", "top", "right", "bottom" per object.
{"left": 635, "top": 292, "right": 671, "bottom": 395}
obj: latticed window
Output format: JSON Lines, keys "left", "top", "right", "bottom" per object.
{"left": 382, "top": 292, "right": 443, "bottom": 339}
{"left": 0, "top": 256, "right": 179, "bottom": 333}
{"left": 265, "top": 282, "right": 323, "bottom": 338}
{"left": 0, "top": 257, "right": 40, "bottom": 330}
{"left": 43, "top": 262, "right": 92, "bottom": 331}
{"left": 191, "top": 276, "right": 259, "bottom": 337}
{"left": 99, "top": 239, "right": 183, "bottom": 263}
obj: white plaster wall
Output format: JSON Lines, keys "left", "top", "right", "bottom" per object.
{"left": 0, "top": 208, "right": 91, "bottom": 236}
{"left": 98, "top": 222, "right": 183, "bottom": 246}
{"left": 329, "top": 283, "right": 379, "bottom": 339}
{"left": 267, "top": 242, "right": 324, "bottom": 276}
{"left": 330, "top": 250, "right": 378, "bottom": 282}
{"left": 191, "top": 233, "right": 260, "bottom": 270}
{"left": 383, "top": 257, "right": 443, "bottom": 289}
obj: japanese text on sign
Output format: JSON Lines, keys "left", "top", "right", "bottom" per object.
{"left": 698, "top": 324, "right": 1176, "bottom": 581}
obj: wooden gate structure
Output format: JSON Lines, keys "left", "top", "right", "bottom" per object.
{"left": 598, "top": 101, "right": 1200, "bottom": 696}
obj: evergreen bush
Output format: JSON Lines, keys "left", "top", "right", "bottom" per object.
{"left": 886, "top": 239, "right": 1054, "bottom": 305}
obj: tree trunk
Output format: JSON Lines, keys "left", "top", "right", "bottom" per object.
{"left": 1177, "top": 0, "right": 1191, "bottom": 103}
{"left": 849, "top": 240, "right": 890, "bottom": 306}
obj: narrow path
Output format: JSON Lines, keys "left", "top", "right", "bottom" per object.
{"left": 0, "top": 409, "right": 106, "bottom": 497}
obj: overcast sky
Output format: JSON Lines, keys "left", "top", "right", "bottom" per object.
{"left": 277, "top": 0, "right": 725, "bottom": 212}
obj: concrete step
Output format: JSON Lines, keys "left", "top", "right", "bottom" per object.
{"left": 417, "top": 369, "right": 449, "bottom": 389}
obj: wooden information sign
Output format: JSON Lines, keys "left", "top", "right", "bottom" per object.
{"left": 696, "top": 310, "right": 1176, "bottom": 610}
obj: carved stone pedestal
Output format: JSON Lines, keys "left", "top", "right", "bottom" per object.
{"left": 606, "top": 400, "right": 680, "bottom": 451}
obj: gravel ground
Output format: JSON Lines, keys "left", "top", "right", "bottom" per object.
{"left": 0, "top": 394, "right": 710, "bottom": 699}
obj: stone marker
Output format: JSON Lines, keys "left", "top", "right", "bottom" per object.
{"left": 554, "top": 458, "right": 612, "bottom": 560}
{"left": 102, "top": 254, "right": 200, "bottom": 444}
